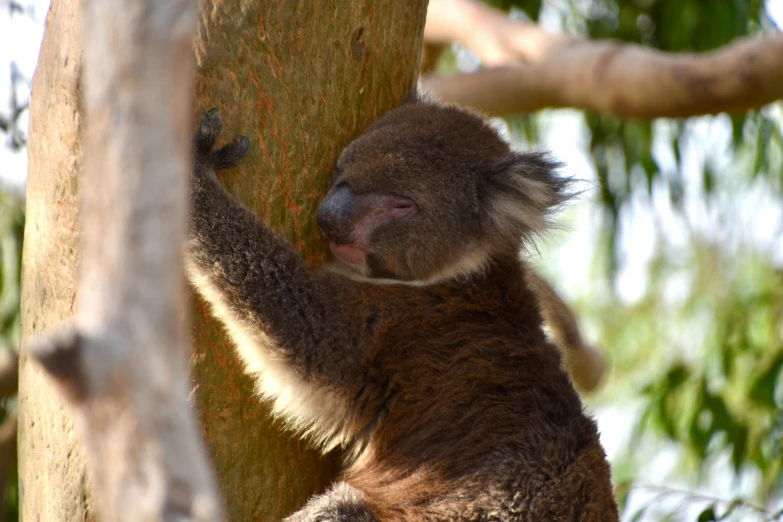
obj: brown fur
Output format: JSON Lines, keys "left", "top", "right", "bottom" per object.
{"left": 337, "top": 258, "right": 616, "bottom": 521}
{"left": 187, "top": 104, "right": 618, "bottom": 522}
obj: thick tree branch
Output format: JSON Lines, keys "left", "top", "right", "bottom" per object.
{"left": 425, "top": 0, "right": 570, "bottom": 65}
{"left": 27, "top": 0, "right": 221, "bottom": 520}
{"left": 423, "top": 0, "right": 783, "bottom": 118}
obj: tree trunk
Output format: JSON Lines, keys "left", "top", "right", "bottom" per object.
{"left": 191, "top": 2, "right": 426, "bottom": 520}
{"left": 18, "top": 1, "right": 87, "bottom": 519}
{"left": 18, "top": 0, "right": 427, "bottom": 520}
{"left": 24, "top": 0, "right": 225, "bottom": 519}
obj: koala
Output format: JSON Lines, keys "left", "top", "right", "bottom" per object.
{"left": 527, "top": 272, "right": 606, "bottom": 392}
{"left": 186, "top": 102, "right": 619, "bottom": 522}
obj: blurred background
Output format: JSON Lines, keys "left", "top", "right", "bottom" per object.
{"left": 1, "top": 0, "right": 781, "bottom": 520}
{"left": 1, "top": 1, "right": 45, "bottom": 519}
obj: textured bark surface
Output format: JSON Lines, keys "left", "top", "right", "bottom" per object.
{"left": 191, "top": 2, "right": 427, "bottom": 520}
{"left": 18, "top": 1, "right": 87, "bottom": 519}
{"left": 24, "top": 0, "right": 223, "bottom": 520}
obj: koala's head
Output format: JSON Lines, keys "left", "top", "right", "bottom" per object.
{"left": 316, "top": 101, "right": 572, "bottom": 283}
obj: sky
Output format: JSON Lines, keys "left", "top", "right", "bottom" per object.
{"left": 0, "top": 0, "right": 48, "bottom": 187}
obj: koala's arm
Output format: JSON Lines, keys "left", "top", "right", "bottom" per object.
{"left": 526, "top": 269, "right": 605, "bottom": 392}
{"left": 186, "top": 111, "right": 365, "bottom": 433}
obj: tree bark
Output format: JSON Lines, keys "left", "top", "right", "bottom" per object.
{"left": 18, "top": 1, "right": 88, "bottom": 519}
{"left": 25, "top": 0, "right": 223, "bottom": 520}
{"left": 191, "top": 2, "right": 426, "bottom": 520}
{"left": 18, "top": 0, "right": 427, "bottom": 521}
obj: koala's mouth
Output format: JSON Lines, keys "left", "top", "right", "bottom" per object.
{"left": 329, "top": 242, "right": 369, "bottom": 265}
{"left": 329, "top": 242, "right": 398, "bottom": 280}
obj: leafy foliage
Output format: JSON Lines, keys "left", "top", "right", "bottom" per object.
{"left": 591, "top": 242, "right": 783, "bottom": 520}
{"left": 0, "top": 187, "right": 22, "bottom": 522}
{"left": 455, "top": 1, "right": 783, "bottom": 520}
{"left": 0, "top": 189, "right": 23, "bottom": 350}
{"left": 563, "top": 4, "right": 783, "bottom": 518}
{"left": 576, "top": 0, "right": 782, "bottom": 274}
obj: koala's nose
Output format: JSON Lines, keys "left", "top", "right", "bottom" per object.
{"left": 316, "top": 185, "right": 355, "bottom": 242}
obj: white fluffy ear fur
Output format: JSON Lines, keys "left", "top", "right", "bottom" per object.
{"left": 484, "top": 152, "right": 573, "bottom": 244}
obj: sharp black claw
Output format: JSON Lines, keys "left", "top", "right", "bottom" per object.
{"left": 236, "top": 136, "right": 250, "bottom": 155}
{"left": 193, "top": 110, "right": 249, "bottom": 170}
{"left": 194, "top": 109, "right": 224, "bottom": 153}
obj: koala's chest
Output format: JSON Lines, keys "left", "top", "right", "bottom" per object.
{"left": 367, "top": 286, "right": 527, "bottom": 357}
{"left": 356, "top": 281, "right": 548, "bottom": 422}
{"left": 367, "top": 297, "right": 535, "bottom": 407}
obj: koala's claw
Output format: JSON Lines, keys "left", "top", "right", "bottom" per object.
{"left": 235, "top": 135, "right": 250, "bottom": 155}
{"left": 212, "top": 135, "right": 250, "bottom": 170}
{"left": 194, "top": 108, "right": 223, "bottom": 154}
{"left": 194, "top": 109, "right": 249, "bottom": 171}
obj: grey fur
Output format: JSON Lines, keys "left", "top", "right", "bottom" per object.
{"left": 186, "top": 104, "right": 618, "bottom": 522}
{"left": 285, "top": 483, "right": 376, "bottom": 522}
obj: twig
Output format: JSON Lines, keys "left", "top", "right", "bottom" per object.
{"left": 631, "top": 482, "right": 776, "bottom": 519}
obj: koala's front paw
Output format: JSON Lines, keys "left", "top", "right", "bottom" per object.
{"left": 194, "top": 108, "right": 250, "bottom": 172}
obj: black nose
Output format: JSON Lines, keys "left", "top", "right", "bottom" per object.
{"left": 316, "top": 185, "right": 355, "bottom": 241}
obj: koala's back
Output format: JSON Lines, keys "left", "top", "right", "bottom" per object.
{"left": 337, "top": 258, "right": 618, "bottom": 522}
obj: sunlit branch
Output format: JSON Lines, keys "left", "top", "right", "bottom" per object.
{"left": 423, "top": 0, "right": 783, "bottom": 118}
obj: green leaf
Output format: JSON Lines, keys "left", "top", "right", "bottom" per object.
{"left": 665, "top": 363, "right": 690, "bottom": 391}
{"left": 629, "top": 506, "right": 649, "bottom": 522}
{"left": 688, "top": 395, "right": 709, "bottom": 460}
{"left": 655, "top": 0, "right": 699, "bottom": 51}
{"left": 703, "top": 162, "right": 716, "bottom": 196}
{"left": 484, "top": 0, "right": 542, "bottom": 20}
{"left": 730, "top": 113, "right": 748, "bottom": 149}
{"left": 730, "top": 423, "right": 748, "bottom": 473}
{"left": 614, "top": 481, "right": 632, "bottom": 512}
{"left": 697, "top": 505, "right": 717, "bottom": 522}
{"left": 717, "top": 499, "right": 741, "bottom": 520}
{"left": 750, "top": 353, "right": 783, "bottom": 407}
{"left": 753, "top": 116, "right": 772, "bottom": 178}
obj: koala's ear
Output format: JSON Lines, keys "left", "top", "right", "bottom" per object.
{"left": 482, "top": 152, "right": 575, "bottom": 242}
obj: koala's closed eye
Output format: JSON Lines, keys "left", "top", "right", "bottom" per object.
{"left": 317, "top": 102, "right": 572, "bottom": 284}
{"left": 186, "top": 102, "right": 618, "bottom": 522}
{"left": 328, "top": 167, "right": 344, "bottom": 189}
